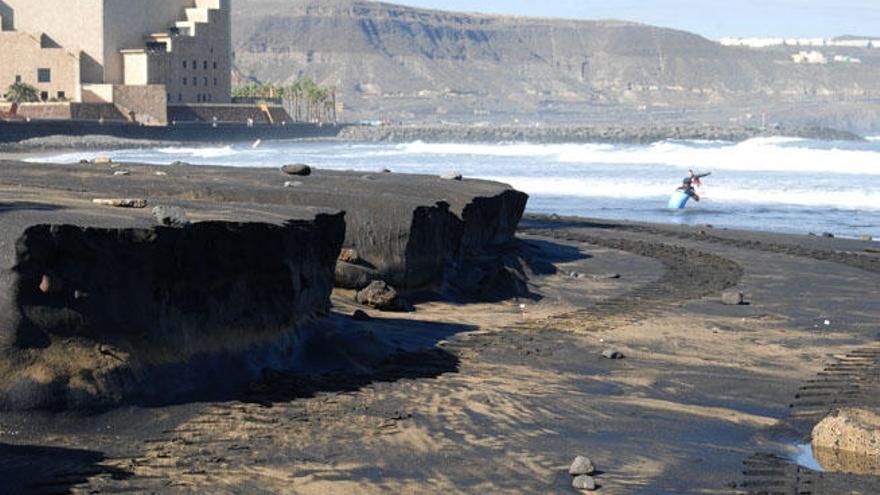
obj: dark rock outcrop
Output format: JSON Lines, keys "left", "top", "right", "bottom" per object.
{"left": 0, "top": 161, "right": 530, "bottom": 297}
{"left": 0, "top": 159, "right": 531, "bottom": 409}
{"left": 0, "top": 195, "right": 345, "bottom": 410}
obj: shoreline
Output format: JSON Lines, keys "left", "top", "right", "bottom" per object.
{"left": 6, "top": 152, "right": 877, "bottom": 241}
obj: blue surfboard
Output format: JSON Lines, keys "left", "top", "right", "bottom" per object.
{"left": 667, "top": 190, "right": 691, "bottom": 209}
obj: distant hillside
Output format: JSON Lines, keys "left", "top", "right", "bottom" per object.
{"left": 232, "top": 0, "right": 880, "bottom": 131}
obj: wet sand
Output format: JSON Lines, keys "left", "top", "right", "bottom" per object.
{"left": 1, "top": 215, "right": 879, "bottom": 494}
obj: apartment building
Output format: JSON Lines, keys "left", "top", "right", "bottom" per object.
{"left": 0, "top": 0, "right": 231, "bottom": 113}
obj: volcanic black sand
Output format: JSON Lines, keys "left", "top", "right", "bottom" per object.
{"left": 1, "top": 167, "right": 879, "bottom": 493}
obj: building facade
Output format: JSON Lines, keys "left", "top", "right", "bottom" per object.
{"left": 0, "top": 0, "right": 231, "bottom": 111}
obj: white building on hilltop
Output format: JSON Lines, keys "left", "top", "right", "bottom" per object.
{"left": 791, "top": 51, "right": 828, "bottom": 64}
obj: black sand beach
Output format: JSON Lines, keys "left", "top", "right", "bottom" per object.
{"left": 0, "top": 159, "right": 878, "bottom": 494}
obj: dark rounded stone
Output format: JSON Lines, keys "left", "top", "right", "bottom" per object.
{"left": 281, "top": 164, "right": 312, "bottom": 176}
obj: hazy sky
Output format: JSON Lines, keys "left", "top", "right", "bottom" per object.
{"left": 394, "top": 1, "right": 880, "bottom": 39}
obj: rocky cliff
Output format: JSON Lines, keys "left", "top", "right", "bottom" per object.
{"left": 232, "top": 0, "right": 880, "bottom": 131}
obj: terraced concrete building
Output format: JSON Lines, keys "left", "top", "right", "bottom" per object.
{"left": 0, "top": 0, "right": 231, "bottom": 123}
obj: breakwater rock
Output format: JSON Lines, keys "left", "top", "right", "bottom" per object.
{"left": 337, "top": 124, "right": 863, "bottom": 144}
{"left": 0, "top": 191, "right": 344, "bottom": 410}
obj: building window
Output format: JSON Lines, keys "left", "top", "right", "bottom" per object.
{"left": 203, "top": 77, "right": 208, "bottom": 86}
{"left": 182, "top": 77, "right": 187, "bottom": 85}
{"left": 208, "top": 94, "right": 212, "bottom": 102}
{"left": 15, "top": 75, "right": 21, "bottom": 83}
{"left": 167, "top": 93, "right": 171, "bottom": 101}
{"left": 213, "top": 77, "right": 218, "bottom": 86}
{"left": 192, "top": 77, "right": 197, "bottom": 86}
{"left": 192, "top": 60, "right": 197, "bottom": 69}
{"left": 40, "top": 91, "right": 48, "bottom": 101}
{"left": 213, "top": 61, "right": 217, "bottom": 70}
{"left": 57, "top": 91, "right": 65, "bottom": 100}
{"left": 183, "top": 60, "right": 187, "bottom": 69}
{"left": 203, "top": 60, "right": 208, "bottom": 70}
{"left": 37, "top": 68, "right": 51, "bottom": 83}
{"left": 178, "top": 93, "right": 182, "bottom": 102}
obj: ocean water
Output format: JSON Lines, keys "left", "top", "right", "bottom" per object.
{"left": 41, "top": 136, "right": 880, "bottom": 238}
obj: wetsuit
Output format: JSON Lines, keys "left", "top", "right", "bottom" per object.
{"left": 677, "top": 184, "right": 700, "bottom": 201}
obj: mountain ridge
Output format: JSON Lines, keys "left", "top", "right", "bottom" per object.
{"left": 232, "top": 0, "right": 880, "bottom": 131}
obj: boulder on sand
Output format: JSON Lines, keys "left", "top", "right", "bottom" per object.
{"left": 281, "top": 164, "right": 312, "bottom": 176}
{"left": 569, "top": 455, "right": 595, "bottom": 475}
{"left": 572, "top": 475, "right": 597, "bottom": 491}
{"left": 812, "top": 407, "right": 880, "bottom": 475}
{"left": 721, "top": 290, "right": 744, "bottom": 305}
{"left": 356, "top": 280, "right": 405, "bottom": 311}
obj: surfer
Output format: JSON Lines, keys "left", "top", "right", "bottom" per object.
{"left": 687, "top": 169, "right": 711, "bottom": 187}
{"left": 677, "top": 178, "right": 700, "bottom": 202}
{"left": 668, "top": 170, "right": 711, "bottom": 209}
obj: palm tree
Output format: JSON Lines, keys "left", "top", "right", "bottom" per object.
{"left": 288, "top": 81, "right": 304, "bottom": 122}
{"left": 301, "top": 78, "right": 320, "bottom": 122}
{"left": 4, "top": 82, "right": 40, "bottom": 103}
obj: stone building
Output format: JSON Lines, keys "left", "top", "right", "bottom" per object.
{"left": 0, "top": 0, "right": 231, "bottom": 123}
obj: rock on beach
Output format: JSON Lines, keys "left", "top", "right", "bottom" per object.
{"left": 572, "top": 475, "right": 597, "bottom": 491}
{"left": 721, "top": 290, "right": 744, "bottom": 305}
{"left": 356, "top": 280, "right": 405, "bottom": 311}
{"left": 282, "top": 164, "right": 312, "bottom": 176}
{"left": 569, "top": 456, "right": 595, "bottom": 475}
{"left": 152, "top": 205, "right": 190, "bottom": 227}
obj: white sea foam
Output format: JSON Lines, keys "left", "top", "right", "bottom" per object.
{"left": 155, "top": 146, "right": 237, "bottom": 158}
{"left": 482, "top": 176, "right": 880, "bottom": 210}
{"left": 397, "top": 138, "right": 880, "bottom": 175}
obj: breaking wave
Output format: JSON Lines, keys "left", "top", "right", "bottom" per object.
{"left": 397, "top": 138, "right": 880, "bottom": 175}
{"left": 483, "top": 176, "right": 880, "bottom": 211}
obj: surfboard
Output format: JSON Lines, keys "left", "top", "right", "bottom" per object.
{"left": 667, "top": 190, "right": 691, "bottom": 209}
